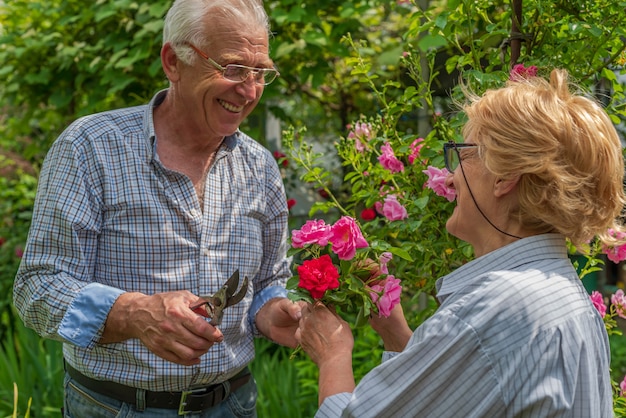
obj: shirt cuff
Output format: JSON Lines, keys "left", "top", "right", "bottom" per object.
{"left": 58, "top": 283, "right": 125, "bottom": 348}
{"left": 382, "top": 351, "right": 400, "bottom": 363}
{"left": 316, "top": 392, "right": 353, "bottom": 417}
{"left": 249, "top": 285, "right": 288, "bottom": 336}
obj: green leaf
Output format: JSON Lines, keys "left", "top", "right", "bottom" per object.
{"left": 417, "top": 34, "right": 448, "bottom": 52}
{"left": 434, "top": 13, "right": 448, "bottom": 30}
{"left": 354, "top": 306, "right": 368, "bottom": 327}
{"left": 387, "top": 246, "right": 414, "bottom": 262}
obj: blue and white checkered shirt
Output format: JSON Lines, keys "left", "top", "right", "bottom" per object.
{"left": 13, "top": 90, "right": 291, "bottom": 391}
{"left": 317, "top": 234, "right": 613, "bottom": 417}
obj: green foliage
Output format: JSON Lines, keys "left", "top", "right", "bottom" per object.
{"left": 267, "top": 0, "right": 411, "bottom": 131}
{"left": 251, "top": 339, "right": 318, "bottom": 417}
{"left": 0, "top": 168, "right": 37, "bottom": 342}
{"left": 612, "top": 332, "right": 626, "bottom": 415}
{"left": 413, "top": 0, "right": 626, "bottom": 112}
{"left": 611, "top": 331, "right": 626, "bottom": 381}
{"left": 0, "top": 0, "right": 170, "bottom": 157}
{"left": 0, "top": 314, "right": 63, "bottom": 417}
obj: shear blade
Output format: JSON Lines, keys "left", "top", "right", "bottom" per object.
{"left": 224, "top": 270, "right": 240, "bottom": 300}
{"left": 226, "top": 275, "right": 249, "bottom": 307}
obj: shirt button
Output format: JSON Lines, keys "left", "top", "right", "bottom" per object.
{"left": 203, "top": 248, "right": 210, "bottom": 256}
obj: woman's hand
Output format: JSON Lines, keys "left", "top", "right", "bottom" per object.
{"left": 296, "top": 302, "right": 356, "bottom": 404}
{"left": 368, "top": 303, "right": 412, "bottom": 352}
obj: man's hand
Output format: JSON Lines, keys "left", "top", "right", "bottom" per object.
{"left": 100, "top": 291, "right": 224, "bottom": 366}
{"left": 255, "top": 297, "right": 305, "bottom": 348}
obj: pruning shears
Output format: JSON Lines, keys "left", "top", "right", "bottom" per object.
{"left": 190, "top": 270, "right": 249, "bottom": 325}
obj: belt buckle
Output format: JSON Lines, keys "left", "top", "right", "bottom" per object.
{"left": 177, "top": 382, "right": 230, "bottom": 415}
{"left": 178, "top": 388, "right": 206, "bottom": 416}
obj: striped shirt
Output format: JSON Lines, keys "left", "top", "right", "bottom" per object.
{"left": 13, "top": 90, "right": 291, "bottom": 391}
{"left": 317, "top": 234, "right": 613, "bottom": 417}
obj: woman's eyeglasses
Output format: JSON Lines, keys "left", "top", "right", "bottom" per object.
{"left": 443, "top": 142, "right": 478, "bottom": 173}
{"left": 186, "top": 43, "right": 280, "bottom": 86}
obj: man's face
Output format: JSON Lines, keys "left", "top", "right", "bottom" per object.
{"left": 177, "top": 26, "right": 272, "bottom": 139}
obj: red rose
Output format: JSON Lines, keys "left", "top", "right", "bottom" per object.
{"left": 360, "top": 208, "right": 376, "bottom": 221}
{"left": 297, "top": 254, "right": 340, "bottom": 299}
{"left": 273, "top": 150, "right": 288, "bottom": 167}
{"left": 317, "top": 188, "right": 330, "bottom": 199}
{"left": 287, "top": 198, "right": 297, "bottom": 210}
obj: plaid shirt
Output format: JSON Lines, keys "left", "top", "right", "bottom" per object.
{"left": 14, "top": 90, "right": 291, "bottom": 391}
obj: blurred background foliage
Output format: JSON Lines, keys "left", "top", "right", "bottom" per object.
{"left": 1, "top": 0, "right": 625, "bottom": 416}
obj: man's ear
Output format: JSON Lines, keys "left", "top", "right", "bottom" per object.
{"left": 161, "top": 42, "right": 181, "bottom": 82}
{"left": 494, "top": 175, "right": 520, "bottom": 197}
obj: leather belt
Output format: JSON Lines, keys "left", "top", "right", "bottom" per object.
{"left": 65, "top": 362, "right": 251, "bottom": 413}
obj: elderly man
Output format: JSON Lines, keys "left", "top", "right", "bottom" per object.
{"left": 13, "top": 0, "right": 301, "bottom": 416}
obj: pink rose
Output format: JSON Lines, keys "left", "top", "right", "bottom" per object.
{"left": 510, "top": 64, "right": 538, "bottom": 81}
{"left": 370, "top": 276, "right": 402, "bottom": 317}
{"left": 378, "top": 252, "right": 393, "bottom": 275}
{"left": 423, "top": 166, "right": 455, "bottom": 202}
{"left": 291, "top": 219, "right": 332, "bottom": 248}
{"left": 590, "top": 291, "right": 607, "bottom": 318}
{"left": 374, "top": 185, "right": 393, "bottom": 215}
{"left": 611, "top": 289, "right": 626, "bottom": 319}
{"left": 382, "top": 195, "right": 408, "bottom": 221}
{"left": 374, "top": 201, "right": 383, "bottom": 215}
{"left": 602, "top": 228, "right": 626, "bottom": 263}
{"left": 408, "top": 138, "right": 424, "bottom": 165}
{"left": 347, "top": 121, "right": 374, "bottom": 140}
{"left": 605, "top": 245, "right": 626, "bottom": 263}
{"left": 378, "top": 142, "right": 405, "bottom": 173}
{"left": 621, "top": 375, "right": 626, "bottom": 396}
{"left": 329, "top": 216, "right": 369, "bottom": 260}
{"left": 348, "top": 121, "right": 374, "bottom": 153}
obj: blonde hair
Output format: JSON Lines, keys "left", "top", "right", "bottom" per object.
{"left": 462, "top": 68, "right": 626, "bottom": 247}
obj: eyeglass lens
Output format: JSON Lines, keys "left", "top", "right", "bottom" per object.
{"left": 223, "top": 65, "right": 277, "bottom": 85}
{"left": 444, "top": 144, "right": 459, "bottom": 173}
{"left": 444, "top": 143, "right": 478, "bottom": 173}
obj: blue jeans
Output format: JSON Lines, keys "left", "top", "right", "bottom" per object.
{"left": 63, "top": 373, "right": 258, "bottom": 418}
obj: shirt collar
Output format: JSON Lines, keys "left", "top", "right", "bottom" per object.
{"left": 435, "top": 233, "right": 568, "bottom": 303}
{"left": 144, "top": 89, "right": 167, "bottom": 147}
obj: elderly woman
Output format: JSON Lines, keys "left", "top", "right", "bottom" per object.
{"left": 295, "top": 68, "right": 625, "bottom": 417}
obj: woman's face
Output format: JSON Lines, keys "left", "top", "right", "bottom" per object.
{"left": 444, "top": 141, "right": 500, "bottom": 249}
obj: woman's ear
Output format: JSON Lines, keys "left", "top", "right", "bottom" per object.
{"left": 161, "top": 42, "right": 181, "bottom": 82}
{"left": 493, "top": 176, "right": 520, "bottom": 197}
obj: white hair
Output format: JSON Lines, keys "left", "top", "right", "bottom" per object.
{"left": 162, "top": 0, "right": 270, "bottom": 65}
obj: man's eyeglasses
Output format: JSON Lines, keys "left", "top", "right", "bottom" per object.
{"left": 443, "top": 142, "right": 478, "bottom": 173}
{"left": 186, "top": 43, "right": 280, "bottom": 86}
